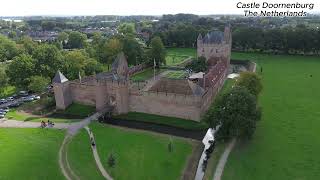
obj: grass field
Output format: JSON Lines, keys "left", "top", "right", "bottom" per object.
{"left": 222, "top": 52, "right": 320, "bottom": 180}
{"left": 0, "top": 128, "right": 65, "bottom": 180}
{"left": 5, "top": 103, "right": 95, "bottom": 123}
{"left": 90, "top": 123, "right": 193, "bottom": 180}
{"left": 165, "top": 70, "right": 188, "bottom": 79}
{"left": 68, "top": 129, "right": 104, "bottom": 180}
{"left": 130, "top": 68, "right": 166, "bottom": 81}
{"left": 114, "top": 112, "right": 208, "bottom": 130}
{"left": 166, "top": 55, "right": 189, "bottom": 66}
{"left": 167, "top": 48, "right": 196, "bottom": 57}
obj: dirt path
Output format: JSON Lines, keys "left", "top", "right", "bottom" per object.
{"left": 85, "top": 126, "right": 113, "bottom": 180}
{"left": 58, "top": 109, "right": 113, "bottom": 180}
{"left": 213, "top": 138, "right": 236, "bottom": 180}
{"left": 0, "top": 119, "right": 71, "bottom": 129}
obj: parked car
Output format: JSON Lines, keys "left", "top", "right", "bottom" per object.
{"left": 8, "top": 102, "right": 21, "bottom": 107}
{"left": 0, "top": 111, "right": 6, "bottom": 115}
{"left": 22, "top": 97, "right": 34, "bottom": 102}
{"left": 6, "top": 97, "right": 14, "bottom": 101}
{"left": 0, "top": 107, "right": 9, "bottom": 112}
{"left": 0, "top": 114, "right": 4, "bottom": 119}
{"left": 19, "top": 91, "right": 29, "bottom": 97}
{"left": 29, "top": 95, "right": 41, "bottom": 100}
{"left": 0, "top": 99, "right": 7, "bottom": 104}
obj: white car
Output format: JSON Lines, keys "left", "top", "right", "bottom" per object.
{"left": 34, "top": 96, "right": 41, "bottom": 100}
{"left": 6, "top": 97, "right": 14, "bottom": 101}
{"left": 0, "top": 114, "right": 4, "bottom": 119}
{"left": 0, "top": 99, "right": 7, "bottom": 104}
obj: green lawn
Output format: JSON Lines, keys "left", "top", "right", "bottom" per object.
{"left": 5, "top": 103, "right": 95, "bottom": 123}
{"left": 113, "top": 112, "right": 208, "bottom": 130}
{"left": 0, "top": 128, "right": 65, "bottom": 180}
{"left": 165, "top": 70, "right": 188, "bottom": 79}
{"left": 0, "top": 85, "right": 16, "bottom": 99}
{"left": 130, "top": 68, "right": 165, "bottom": 81}
{"left": 222, "top": 52, "right": 320, "bottom": 180}
{"left": 90, "top": 123, "right": 194, "bottom": 180}
{"left": 68, "top": 129, "right": 105, "bottom": 180}
{"left": 59, "top": 103, "right": 96, "bottom": 117}
{"left": 166, "top": 55, "right": 189, "bottom": 66}
{"left": 167, "top": 48, "right": 196, "bottom": 57}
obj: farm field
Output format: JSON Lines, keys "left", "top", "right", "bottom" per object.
{"left": 222, "top": 52, "right": 320, "bottom": 180}
{"left": 0, "top": 128, "right": 65, "bottom": 180}
{"left": 89, "top": 123, "right": 194, "bottom": 180}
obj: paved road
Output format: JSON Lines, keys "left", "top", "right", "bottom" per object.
{"left": 213, "top": 138, "right": 236, "bottom": 180}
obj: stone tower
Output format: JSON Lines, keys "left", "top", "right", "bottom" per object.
{"left": 52, "top": 71, "right": 72, "bottom": 110}
{"left": 197, "top": 25, "right": 232, "bottom": 66}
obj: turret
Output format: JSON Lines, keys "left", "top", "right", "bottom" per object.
{"left": 52, "top": 71, "right": 72, "bottom": 110}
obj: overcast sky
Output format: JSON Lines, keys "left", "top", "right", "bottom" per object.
{"left": 0, "top": 0, "right": 319, "bottom": 16}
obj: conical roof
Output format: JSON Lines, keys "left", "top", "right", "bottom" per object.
{"left": 52, "top": 71, "right": 68, "bottom": 83}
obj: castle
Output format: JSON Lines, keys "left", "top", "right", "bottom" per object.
{"left": 52, "top": 26, "right": 231, "bottom": 121}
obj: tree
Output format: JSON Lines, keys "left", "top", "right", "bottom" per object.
{"left": 57, "top": 32, "right": 69, "bottom": 44}
{"left": 185, "top": 56, "right": 208, "bottom": 73}
{"left": 122, "top": 36, "right": 143, "bottom": 65}
{"left": 0, "top": 67, "right": 8, "bottom": 95}
{"left": 149, "top": 36, "right": 166, "bottom": 67}
{"left": 6, "top": 54, "right": 35, "bottom": 88}
{"left": 236, "top": 72, "right": 262, "bottom": 97}
{"left": 28, "top": 76, "right": 49, "bottom": 93}
{"left": 17, "top": 36, "right": 38, "bottom": 55}
{"left": 67, "top": 31, "right": 87, "bottom": 49}
{"left": 206, "top": 86, "right": 261, "bottom": 140}
{"left": 33, "top": 44, "right": 64, "bottom": 78}
{"left": 118, "top": 23, "right": 136, "bottom": 35}
{"left": 102, "top": 38, "right": 123, "bottom": 64}
{"left": 0, "top": 35, "right": 18, "bottom": 62}
{"left": 64, "top": 50, "right": 102, "bottom": 80}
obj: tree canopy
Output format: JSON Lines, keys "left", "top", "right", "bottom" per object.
{"left": 206, "top": 86, "right": 261, "bottom": 140}
{"left": 236, "top": 72, "right": 263, "bottom": 97}
{"left": 28, "top": 76, "right": 50, "bottom": 93}
{"left": 67, "top": 31, "right": 87, "bottom": 49}
{"left": 7, "top": 54, "right": 35, "bottom": 88}
{"left": 149, "top": 36, "right": 166, "bottom": 67}
{"left": 0, "top": 35, "right": 18, "bottom": 62}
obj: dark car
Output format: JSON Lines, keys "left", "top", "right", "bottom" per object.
{"left": 19, "top": 91, "right": 29, "bottom": 97}
{"left": 8, "top": 102, "right": 21, "bottom": 108}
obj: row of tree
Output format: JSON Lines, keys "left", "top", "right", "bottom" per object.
{"left": 0, "top": 28, "right": 166, "bottom": 93}
{"left": 205, "top": 72, "right": 263, "bottom": 140}
{"left": 233, "top": 25, "right": 320, "bottom": 55}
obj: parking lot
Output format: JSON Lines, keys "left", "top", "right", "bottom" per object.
{"left": 0, "top": 92, "right": 41, "bottom": 119}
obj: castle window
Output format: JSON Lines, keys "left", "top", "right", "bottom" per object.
{"left": 211, "top": 49, "right": 213, "bottom": 53}
{"left": 216, "top": 49, "right": 219, "bottom": 53}
{"left": 202, "top": 48, "right": 204, "bottom": 52}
